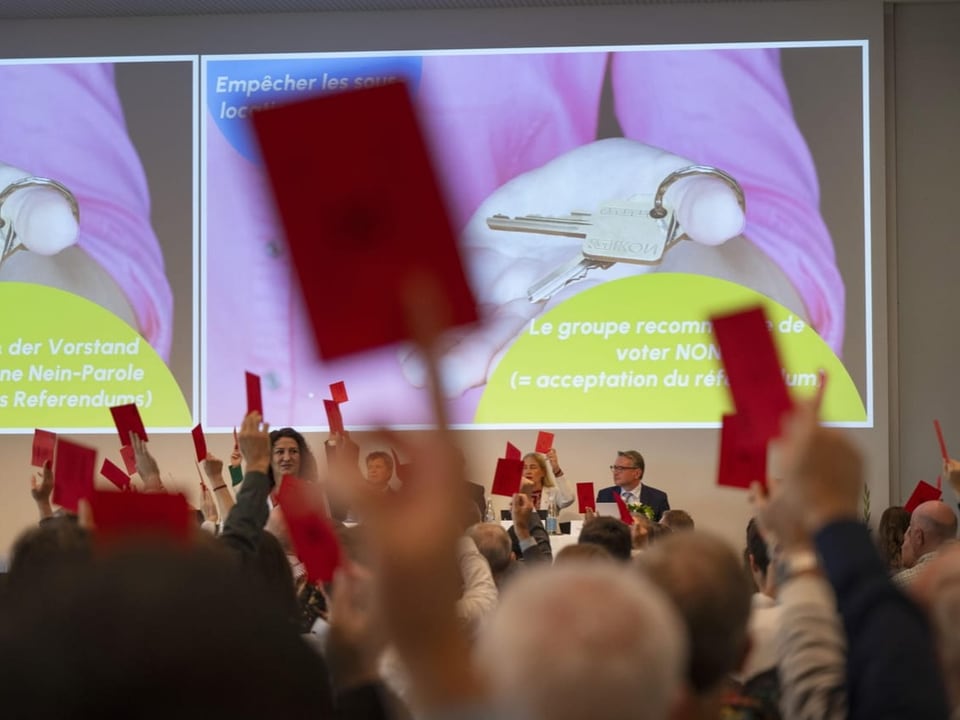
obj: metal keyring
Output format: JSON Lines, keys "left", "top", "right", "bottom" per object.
{"left": 650, "top": 165, "right": 746, "bottom": 220}
{"left": 0, "top": 177, "right": 80, "bottom": 266}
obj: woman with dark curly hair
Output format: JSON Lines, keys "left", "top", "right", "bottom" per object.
{"left": 877, "top": 506, "right": 911, "bottom": 574}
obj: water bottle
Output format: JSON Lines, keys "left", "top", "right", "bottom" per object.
{"left": 484, "top": 499, "right": 495, "bottom": 523}
{"left": 546, "top": 497, "right": 560, "bottom": 535}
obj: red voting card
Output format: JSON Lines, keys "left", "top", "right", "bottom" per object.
{"left": 191, "top": 423, "right": 208, "bottom": 463}
{"left": 278, "top": 476, "right": 342, "bottom": 584}
{"left": 31, "top": 429, "right": 57, "bottom": 468}
{"left": 613, "top": 493, "right": 635, "bottom": 526}
{"left": 935, "top": 420, "right": 949, "bottom": 462}
{"left": 330, "top": 381, "right": 349, "bottom": 404}
{"left": 711, "top": 306, "right": 792, "bottom": 445}
{"left": 119, "top": 445, "right": 138, "bottom": 475}
{"left": 110, "top": 403, "right": 147, "bottom": 444}
{"left": 100, "top": 459, "right": 131, "bottom": 491}
{"left": 89, "top": 490, "right": 193, "bottom": 542}
{"left": 250, "top": 82, "right": 477, "bottom": 361}
{"left": 717, "top": 414, "right": 768, "bottom": 490}
{"left": 491, "top": 458, "right": 523, "bottom": 497}
{"left": 324, "top": 400, "right": 344, "bottom": 434}
{"left": 52, "top": 439, "right": 97, "bottom": 513}
{"left": 535, "top": 431, "right": 554, "bottom": 455}
{"left": 245, "top": 372, "right": 263, "bottom": 416}
{"left": 505, "top": 442, "right": 522, "bottom": 461}
{"left": 905, "top": 480, "right": 942, "bottom": 513}
{"left": 576, "top": 482, "right": 595, "bottom": 514}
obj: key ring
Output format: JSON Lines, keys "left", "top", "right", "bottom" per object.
{"left": 0, "top": 177, "right": 80, "bottom": 269}
{"left": 650, "top": 165, "right": 745, "bottom": 219}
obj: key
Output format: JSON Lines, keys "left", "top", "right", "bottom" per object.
{"left": 486, "top": 196, "right": 681, "bottom": 302}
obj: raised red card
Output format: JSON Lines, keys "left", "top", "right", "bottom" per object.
{"left": 711, "top": 306, "right": 793, "bottom": 445}
{"left": 330, "top": 381, "right": 349, "bottom": 404}
{"left": 491, "top": 457, "right": 523, "bottom": 497}
{"left": 31, "top": 429, "right": 57, "bottom": 468}
{"left": 324, "top": 400, "right": 344, "bottom": 434}
{"left": 935, "top": 420, "right": 949, "bottom": 462}
{"left": 100, "top": 459, "right": 132, "bottom": 491}
{"left": 250, "top": 82, "right": 477, "bottom": 361}
{"left": 110, "top": 403, "right": 147, "bottom": 444}
{"left": 576, "top": 482, "right": 595, "bottom": 514}
{"left": 613, "top": 492, "right": 635, "bottom": 526}
{"left": 89, "top": 490, "right": 193, "bottom": 542}
{"left": 52, "top": 438, "right": 97, "bottom": 513}
{"left": 191, "top": 423, "right": 208, "bottom": 463}
{"left": 277, "top": 476, "right": 342, "bottom": 584}
{"left": 245, "top": 371, "right": 263, "bottom": 416}
{"left": 905, "top": 480, "right": 942, "bottom": 513}
{"left": 119, "top": 445, "right": 137, "bottom": 475}
{"left": 505, "top": 442, "right": 522, "bottom": 461}
{"left": 717, "top": 414, "right": 768, "bottom": 490}
{"left": 535, "top": 431, "right": 554, "bottom": 454}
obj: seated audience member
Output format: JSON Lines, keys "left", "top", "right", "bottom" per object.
{"left": 737, "top": 518, "right": 782, "bottom": 687}
{"left": 877, "top": 505, "right": 911, "bottom": 574}
{"left": 895, "top": 500, "right": 958, "bottom": 588}
{"left": 468, "top": 522, "right": 516, "bottom": 589}
{"left": 522, "top": 448, "right": 575, "bottom": 511}
{"left": 766, "top": 401, "right": 949, "bottom": 719}
{"left": 638, "top": 531, "right": 754, "bottom": 719}
{"left": 553, "top": 543, "right": 614, "bottom": 565}
{"left": 507, "top": 491, "right": 552, "bottom": 563}
{"left": 475, "top": 563, "right": 687, "bottom": 720}
{"left": 365, "top": 450, "right": 398, "bottom": 491}
{"left": 596, "top": 450, "right": 670, "bottom": 521}
{"left": 661, "top": 509, "right": 695, "bottom": 531}
{"left": 269, "top": 427, "right": 319, "bottom": 485}
{"left": 579, "top": 516, "right": 632, "bottom": 561}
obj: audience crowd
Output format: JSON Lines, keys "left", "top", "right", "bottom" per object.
{"left": 2, "top": 394, "right": 959, "bottom": 720}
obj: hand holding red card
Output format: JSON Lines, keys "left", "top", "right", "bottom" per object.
{"left": 535, "top": 431, "right": 554, "bottom": 454}
{"left": 191, "top": 424, "right": 208, "bottom": 463}
{"left": 245, "top": 372, "right": 263, "bottom": 416}
{"left": 576, "top": 482, "right": 595, "bottom": 514}
{"left": 711, "top": 306, "right": 792, "bottom": 445}
{"left": 100, "top": 459, "right": 132, "bottom": 491}
{"left": 491, "top": 458, "right": 523, "bottom": 497}
{"left": 278, "top": 475, "right": 342, "bottom": 584}
{"left": 110, "top": 403, "right": 147, "bottom": 445}
{"left": 119, "top": 445, "right": 138, "bottom": 476}
{"left": 935, "top": 420, "right": 950, "bottom": 462}
{"left": 717, "top": 414, "right": 768, "bottom": 491}
{"left": 330, "top": 381, "right": 349, "bottom": 404}
{"left": 250, "top": 82, "right": 477, "bottom": 361}
{"left": 31, "top": 429, "right": 56, "bottom": 468}
{"left": 905, "top": 480, "right": 942, "bottom": 513}
{"left": 89, "top": 490, "right": 193, "bottom": 542}
{"left": 52, "top": 438, "right": 97, "bottom": 514}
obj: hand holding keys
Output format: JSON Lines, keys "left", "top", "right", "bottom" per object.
{"left": 487, "top": 165, "right": 745, "bottom": 302}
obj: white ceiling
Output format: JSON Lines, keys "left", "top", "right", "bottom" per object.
{"left": 0, "top": 0, "right": 790, "bottom": 20}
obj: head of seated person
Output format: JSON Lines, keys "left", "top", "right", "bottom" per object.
{"left": 637, "top": 531, "right": 753, "bottom": 716}
{"left": 660, "top": 509, "right": 695, "bottom": 532}
{"left": 0, "top": 539, "right": 334, "bottom": 715}
{"left": 579, "top": 516, "right": 632, "bottom": 561}
{"left": 365, "top": 450, "right": 395, "bottom": 490}
{"left": 476, "top": 562, "right": 687, "bottom": 720}
{"left": 468, "top": 522, "right": 515, "bottom": 588}
{"left": 5, "top": 517, "right": 92, "bottom": 592}
{"left": 902, "top": 500, "right": 958, "bottom": 569}
{"left": 269, "top": 427, "right": 318, "bottom": 485}
{"left": 554, "top": 542, "right": 614, "bottom": 565}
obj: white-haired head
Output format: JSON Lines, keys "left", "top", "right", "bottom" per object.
{"left": 475, "top": 561, "right": 686, "bottom": 720}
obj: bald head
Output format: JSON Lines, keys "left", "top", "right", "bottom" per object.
{"left": 903, "top": 502, "right": 958, "bottom": 567}
{"left": 477, "top": 563, "right": 686, "bottom": 720}
{"left": 468, "top": 523, "right": 513, "bottom": 577}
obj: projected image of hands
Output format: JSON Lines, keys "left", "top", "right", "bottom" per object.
{"left": 202, "top": 46, "right": 867, "bottom": 428}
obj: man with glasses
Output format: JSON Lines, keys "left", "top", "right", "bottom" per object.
{"left": 596, "top": 450, "right": 670, "bottom": 521}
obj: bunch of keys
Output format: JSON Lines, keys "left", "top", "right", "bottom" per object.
{"left": 486, "top": 165, "right": 745, "bottom": 302}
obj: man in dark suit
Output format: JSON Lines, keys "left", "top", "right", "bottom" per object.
{"left": 595, "top": 450, "right": 670, "bottom": 521}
